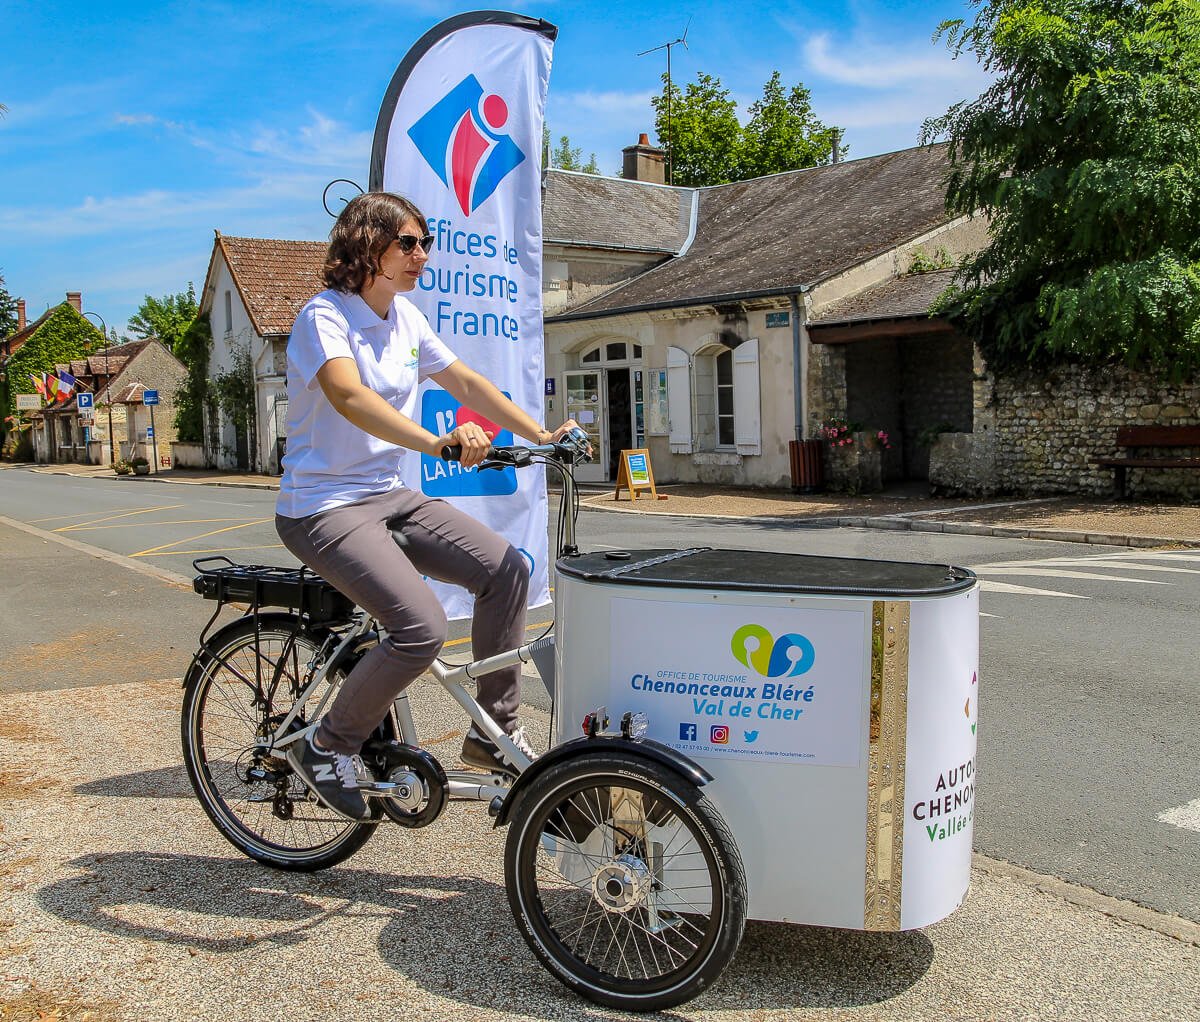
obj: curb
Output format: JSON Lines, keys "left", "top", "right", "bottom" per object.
{"left": 580, "top": 499, "right": 1199, "bottom": 549}
{"left": 972, "top": 853, "right": 1200, "bottom": 946}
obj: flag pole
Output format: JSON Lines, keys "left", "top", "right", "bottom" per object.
{"left": 82, "top": 312, "right": 116, "bottom": 467}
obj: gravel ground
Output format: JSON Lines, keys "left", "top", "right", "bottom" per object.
{"left": 2, "top": 676, "right": 1197, "bottom": 1022}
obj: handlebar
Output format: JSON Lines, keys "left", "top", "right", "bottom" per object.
{"left": 439, "top": 426, "right": 591, "bottom": 467}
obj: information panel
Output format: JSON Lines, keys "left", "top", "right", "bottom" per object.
{"left": 608, "top": 597, "right": 867, "bottom": 766}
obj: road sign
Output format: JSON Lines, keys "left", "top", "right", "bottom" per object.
{"left": 15, "top": 394, "right": 40, "bottom": 411}
{"left": 77, "top": 392, "right": 94, "bottom": 410}
{"left": 80, "top": 407, "right": 95, "bottom": 420}
{"left": 143, "top": 390, "right": 159, "bottom": 405}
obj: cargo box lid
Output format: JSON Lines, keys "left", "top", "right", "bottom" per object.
{"left": 556, "top": 547, "right": 975, "bottom": 597}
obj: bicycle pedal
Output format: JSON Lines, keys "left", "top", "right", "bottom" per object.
{"left": 357, "top": 780, "right": 399, "bottom": 796}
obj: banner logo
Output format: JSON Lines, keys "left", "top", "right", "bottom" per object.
{"left": 419, "top": 391, "right": 517, "bottom": 497}
{"left": 710, "top": 725, "right": 730, "bottom": 745}
{"left": 731, "top": 624, "right": 815, "bottom": 678}
{"left": 408, "top": 75, "right": 525, "bottom": 217}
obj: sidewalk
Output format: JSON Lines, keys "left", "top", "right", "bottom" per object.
{"left": 19, "top": 460, "right": 1200, "bottom": 546}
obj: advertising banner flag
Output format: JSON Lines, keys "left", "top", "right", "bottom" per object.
{"left": 370, "top": 11, "right": 556, "bottom": 619}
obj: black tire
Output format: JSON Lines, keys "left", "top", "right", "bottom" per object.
{"left": 181, "top": 614, "right": 378, "bottom": 871}
{"left": 504, "top": 752, "right": 747, "bottom": 1012}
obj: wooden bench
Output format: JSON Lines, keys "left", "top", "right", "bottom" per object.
{"left": 1094, "top": 425, "right": 1200, "bottom": 499}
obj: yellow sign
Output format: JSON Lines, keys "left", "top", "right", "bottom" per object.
{"left": 614, "top": 448, "right": 666, "bottom": 501}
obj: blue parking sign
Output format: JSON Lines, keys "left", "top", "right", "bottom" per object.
{"left": 77, "top": 392, "right": 94, "bottom": 410}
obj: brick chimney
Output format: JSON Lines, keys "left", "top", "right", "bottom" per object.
{"left": 622, "top": 133, "right": 666, "bottom": 185}
{"left": 66, "top": 291, "right": 82, "bottom": 313}
{"left": 16, "top": 299, "right": 25, "bottom": 333}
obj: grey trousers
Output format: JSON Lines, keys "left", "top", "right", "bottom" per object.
{"left": 275, "top": 486, "right": 530, "bottom": 754}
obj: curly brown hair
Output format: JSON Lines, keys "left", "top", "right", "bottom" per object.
{"left": 323, "top": 191, "right": 427, "bottom": 293}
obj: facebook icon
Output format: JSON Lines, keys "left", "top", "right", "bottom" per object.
{"left": 679, "top": 723, "right": 698, "bottom": 741}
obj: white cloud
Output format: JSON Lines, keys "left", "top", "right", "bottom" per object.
{"left": 803, "top": 32, "right": 984, "bottom": 90}
{"left": 244, "top": 108, "right": 372, "bottom": 169}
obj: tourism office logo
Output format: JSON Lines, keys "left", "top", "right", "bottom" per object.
{"left": 408, "top": 75, "right": 525, "bottom": 217}
{"left": 730, "top": 624, "right": 815, "bottom": 678}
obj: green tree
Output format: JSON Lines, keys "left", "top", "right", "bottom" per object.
{"left": 127, "top": 283, "right": 198, "bottom": 356}
{"left": 548, "top": 133, "right": 600, "bottom": 174}
{"left": 551, "top": 135, "right": 582, "bottom": 171}
{"left": 741, "top": 72, "right": 842, "bottom": 177}
{"left": 652, "top": 71, "right": 842, "bottom": 186}
{"left": 652, "top": 72, "right": 743, "bottom": 186}
{"left": 173, "top": 314, "right": 211, "bottom": 444}
{"left": 0, "top": 272, "right": 17, "bottom": 339}
{"left": 921, "top": 0, "right": 1200, "bottom": 376}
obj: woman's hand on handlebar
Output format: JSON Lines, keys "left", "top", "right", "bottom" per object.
{"left": 433, "top": 422, "right": 493, "bottom": 468}
{"left": 543, "top": 419, "right": 592, "bottom": 459}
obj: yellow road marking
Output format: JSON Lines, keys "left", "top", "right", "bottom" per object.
{"left": 134, "top": 543, "right": 287, "bottom": 557}
{"left": 441, "top": 619, "right": 552, "bottom": 648}
{"left": 31, "top": 506, "right": 159, "bottom": 524}
{"left": 58, "top": 518, "right": 259, "bottom": 532}
{"left": 129, "top": 518, "right": 273, "bottom": 557}
{"left": 53, "top": 504, "right": 185, "bottom": 533}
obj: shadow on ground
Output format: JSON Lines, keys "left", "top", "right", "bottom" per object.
{"left": 38, "top": 850, "right": 933, "bottom": 1017}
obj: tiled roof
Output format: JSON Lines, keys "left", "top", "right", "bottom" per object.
{"left": 218, "top": 235, "right": 327, "bottom": 336}
{"left": 550, "top": 144, "right": 956, "bottom": 321}
{"left": 543, "top": 171, "right": 694, "bottom": 254}
{"left": 111, "top": 382, "right": 148, "bottom": 403}
{"left": 810, "top": 269, "right": 957, "bottom": 326}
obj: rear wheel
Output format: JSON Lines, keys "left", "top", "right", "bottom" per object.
{"left": 181, "top": 615, "right": 378, "bottom": 871}
{"left": 504, "top": 752, "right": 746, "bottom": 1011}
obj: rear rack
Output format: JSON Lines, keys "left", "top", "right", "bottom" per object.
{"left": 192, "top": 557, "right": 356, "bottom": 622}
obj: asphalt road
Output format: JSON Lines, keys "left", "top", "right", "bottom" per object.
{"left": 1, "top": 467, "right": 1197, "bottom": 926}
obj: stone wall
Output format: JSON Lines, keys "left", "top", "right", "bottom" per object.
{"left": 931, "top": 363, "right": 1200, "bottom": 499}
{"left": 812, "top": 333, "right": 974, "bottom": 482}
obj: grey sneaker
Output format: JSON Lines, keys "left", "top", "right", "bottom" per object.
{"left": 286, "top": 733, "right": 372, "bottom": 821}
{"left": 460, "top": 725, "right": 536, "bottom": 776}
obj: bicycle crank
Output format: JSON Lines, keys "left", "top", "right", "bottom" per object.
{"left": 365, "top": 741, "right": 448, "bottom": 828}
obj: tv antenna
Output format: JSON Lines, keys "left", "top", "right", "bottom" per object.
{"left": 638, "top": 18, "right": 690, "bottom": 185}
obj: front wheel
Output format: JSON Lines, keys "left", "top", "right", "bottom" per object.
{"left": 504, "top": 752, "right": 747, "bottom": 1012}
{"left": 181, "top": 614, "right": 378, "bottom": 871}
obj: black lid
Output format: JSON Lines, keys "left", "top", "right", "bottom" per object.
{"left": 556, "top": 547, "right": 975, "bottom": 597}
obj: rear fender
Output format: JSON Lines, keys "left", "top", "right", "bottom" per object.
{"left": 493, "top": 734, "right": 712, "bottom": 828}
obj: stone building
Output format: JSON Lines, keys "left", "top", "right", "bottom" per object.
{"left": 540, "top": 141, "right": 988, "bottom": 488}
{"left": 33, "top": 338, "right": 186, "bottom": 466}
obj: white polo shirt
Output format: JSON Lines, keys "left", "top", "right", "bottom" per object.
{"left": 276, "top": 290, "right": 457, "bottom": 519}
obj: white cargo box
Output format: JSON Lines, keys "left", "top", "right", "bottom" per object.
{"left": 552, "top": 547, "right": 979, "bottom": 931}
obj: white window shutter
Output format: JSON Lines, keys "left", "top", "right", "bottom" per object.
{"left": 667, "top": 346, "right": 693, "bottom": 454}
{"left": 733, "top": 338, "right": 761, "bottom": 456}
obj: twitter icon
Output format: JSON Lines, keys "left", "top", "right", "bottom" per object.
{"left": 743, "top": 730, "right": 759, "bottom": 744}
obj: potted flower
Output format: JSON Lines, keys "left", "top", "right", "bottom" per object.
{"left": 113, "top": 457, "right": 133, "bottom": 476}
{"left": 131, "top": 455, "right": 151, "bottom": 476}
{"left": 819, "top": 417, "right": 891, "bottom": 493}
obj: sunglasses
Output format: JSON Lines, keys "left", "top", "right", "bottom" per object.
{"left": 395, "top": 233, "right": 434, "bottom": 255}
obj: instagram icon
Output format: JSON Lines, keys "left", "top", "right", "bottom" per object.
{"left": 710, "top": 725, "right": 730, "bottom": 744}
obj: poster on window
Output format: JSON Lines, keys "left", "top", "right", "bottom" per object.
{"left": 647, "top": 369, "right": 669, "bottom": 435}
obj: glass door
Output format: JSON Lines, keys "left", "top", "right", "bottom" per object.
{"left": 564, "top": 370, "right": 605, "bottom": 483}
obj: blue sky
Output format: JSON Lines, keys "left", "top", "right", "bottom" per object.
{"left": 0, "top": 0, "right": 991, "bottom": 334}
